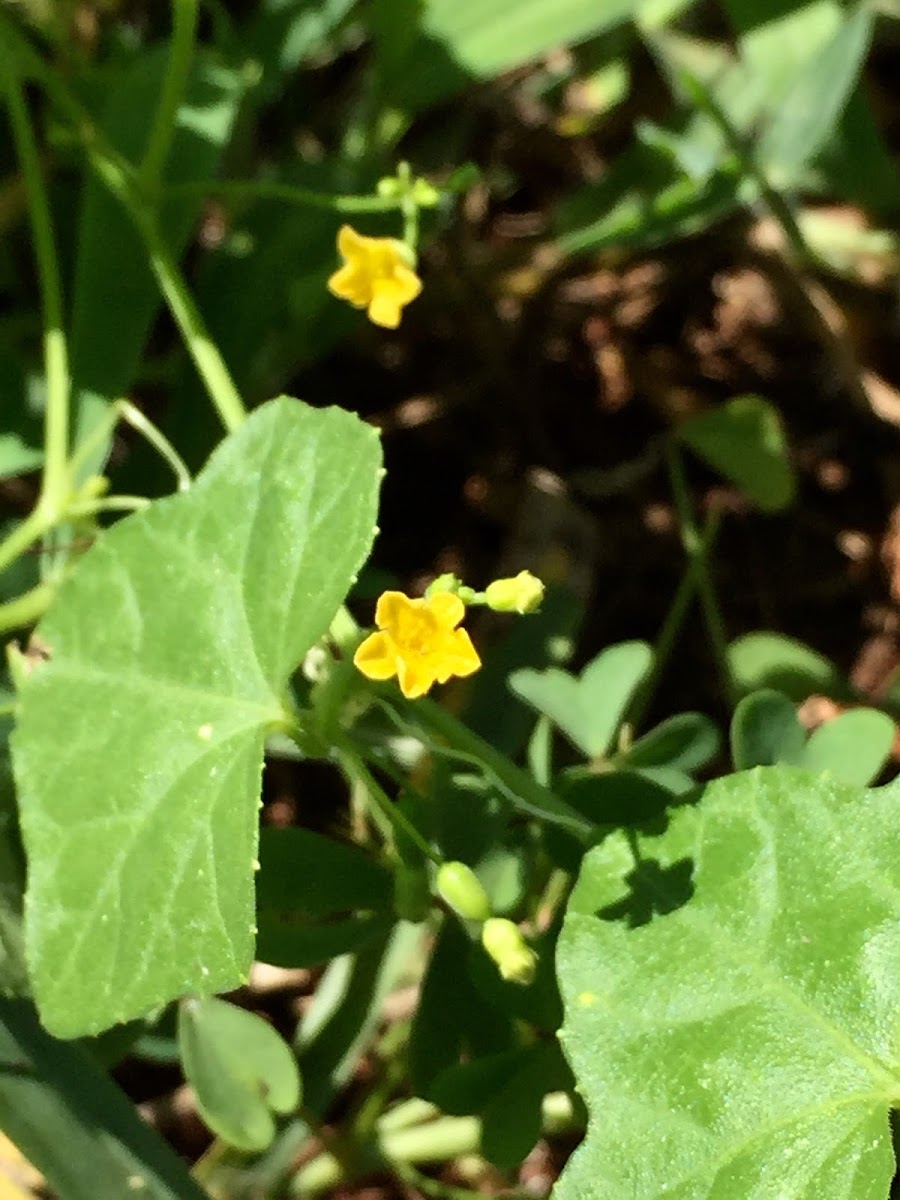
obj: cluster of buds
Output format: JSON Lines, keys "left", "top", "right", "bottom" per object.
{"left": 426, "top": 569, "right": 545, "bottom": 615}
{"left": 435, "top": 861, "right": 538, "bottom": 986}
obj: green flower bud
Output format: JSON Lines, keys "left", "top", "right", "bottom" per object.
{"left": 425, "top": 572, "right": 462, "bottom": 598}
{"left": 481, "top": 918, "right": 538, "bottom": 986}
{"left": 376, "top": 176, "right": 402, "bottom": 198}
{"left": 484, "top": 570, "right": 545, "bottom": 615}
{"left": 436, "top": 861, "right": 491, "bottom": 922}
{"left": 411, "top": 178, "right": 441, "bottom": 208}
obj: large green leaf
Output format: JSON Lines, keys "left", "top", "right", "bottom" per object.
{"left": 556, "top": 766, "right": 900, "bottom": 1199}
{"left": 12, "top": 398, "right": 382, "bottom": 1037}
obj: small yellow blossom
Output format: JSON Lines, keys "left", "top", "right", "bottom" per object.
{"left": 484, "top": 570, "right": 545, "bottom": 614}
{"left": 327, "top": 224, "right": 422, "bottom": 329}
{"left": 354, "top": 590, "right": 481, "bottom": 699}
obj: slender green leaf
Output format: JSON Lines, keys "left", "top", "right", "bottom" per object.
{"left": 385, "top": 0, "right": 643, "bottom": 109}
{"left": 556, "top": 766, "right": 900, "bottom": 1200}
{"left": 757, "top": 6, "right": 874, "bottom": 183}
{"left": 13, "top": 398, "right": 382, "bottom": 1037}
{"left": 0, "top": 706, "right": 26, "bottom": 995}
{"left": 0, "top": 998, "right": 206, "bottom": 1200}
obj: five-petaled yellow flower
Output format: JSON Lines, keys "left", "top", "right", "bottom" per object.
{"left": 327, "top": 225, "right": 422, "bottom": 329}
{"left": 354, "top": 591, "right": 481, "bottom": 699}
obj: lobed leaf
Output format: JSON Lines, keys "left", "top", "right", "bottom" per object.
{"left": 12, "top": 398, "right": 381, "bottom": 1037}
{"left": 556, "top": 766, "right": 900, "bottom": 1199}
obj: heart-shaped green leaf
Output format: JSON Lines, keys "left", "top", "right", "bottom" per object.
{"left": 623, "top": 712, "right": 721, "bottom": 774}
{"left": 12, "top": 398, "right": 381, "bottom": 1037}
{"left": 678, "top": 395, "right": 795, "bottom": 512}
{"left": 802, "top": 709, "right": 896, "bottom": 787}
{"left": 556, "top": 766, "right": 900, "bottom": 1200}
{"left": 178, "top": 996, "right": 300, "bottom": 1151}
{"left": 729, "top": 631, "right": 844, "bottom": 701}
{"left": 510, "top": 641, "right": 653, "bottom": 757}
{"left": 730, "top": 688, "right": 806, "bottom": 769}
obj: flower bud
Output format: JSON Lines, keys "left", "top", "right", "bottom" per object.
{"left": 436, "top": 861, "right": 491, "bottom": 922}
{"left": 484, "top": 570, "right": 544, "bottom": 615}
{"left": 481, "top": 918, "right": 538, "bottom": 985}
{"left": 425, "top": 573, "right": 462, "bottom": 598}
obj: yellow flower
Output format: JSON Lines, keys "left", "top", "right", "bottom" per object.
{"left": 327, "top": 224, "right": 422, "bottom": 329}
{"left": 353, "top": 590, "right": 481, "bottom": 699}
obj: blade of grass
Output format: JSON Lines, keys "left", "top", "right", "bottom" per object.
{"left": 0, "top": 998, "right": 209, "bottom": 1200}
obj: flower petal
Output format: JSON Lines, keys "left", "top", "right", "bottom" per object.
{"left": 424, "top": 591, "right": 465, "bottom": 629}
{"left": 433, "top": 629, "right": 481, "bottom": 683}
{"left": 367, "top": 295, "right": 402, "bottom": 329}
{"left": 375, "top": 590, "right": 420, "bottom": 631}
{"left": 353, "top": 631, "right": 398, "bottom": 681}
{"left": 392, "top": 264, "right": 424, "bottom": 305}
{"left": 337, "top": 224, "right": 367, "bottom": 259}
{"left": 327, "top": 264, "right": 370, "bottom": 306}
{"left": 397, "top": 656, "right": 437, "bottom": 699}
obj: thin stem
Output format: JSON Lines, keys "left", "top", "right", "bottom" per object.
{"left": 0, "top": 508, "right": 55, "bottom": 578}
{"left": 138, "top": 0, "right": 199, "bottom": 194}
{"left": 119, "top": 401, "right": 192, "bottom": 490}
{"left": 334, "top": 742, "right": 441, "bottom": 866}
{"left": 3, "top": 16, "right": 246, "bottom": 435}
{"left": 69, "top": 399, "right": 191, "bottom": 492}
{"left": 398, "top": 697, "right": 592, "bottom": 839}
{"left": 665, "top": 441, "right": 736, "bottom": 706}
{"left": 66, "top": 495, "right": 152, "bottom": 518}
{"left": 0, "top": 40, "right": 69, "bottom": 512}
{"left": 138, "top": 213, "right": 246, "bottom": 433}
{"left": 165, "top": 178, "right": 404, "bottom": 215}
{"left": 629, "top": 508, "right": 721, "bottom": 731}
{"left": 0, "top": 583, "right": 55, "bottom": 636}
{"left": 679, "top": 70, "right": 817, "bottom": 267}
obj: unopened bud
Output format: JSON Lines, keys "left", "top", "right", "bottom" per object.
{"left": 436, "top": 861, "right": 491, "bottom": 922}
{"left": 481, "top": 918, "right": 538, "bottom": 985}
{"left": 484, "top": 570, "right": 545, "bottom": 615}
{"left": 425, "top": 572, "right": 462, "bottom": 599}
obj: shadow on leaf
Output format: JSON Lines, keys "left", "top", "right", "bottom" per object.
{"left": 596, "top": 856, "right": 695, "bottom": 929}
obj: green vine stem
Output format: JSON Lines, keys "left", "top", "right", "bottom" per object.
{"left": 69, "top": 399, "right": 192, "bottom": 493}
{"left": 0, "top": 585, "right": 56, "bottom": 638}
{"left": 397, "top": 697, "right": 593, "bottom": 839}
{"left": 139, "top": 0, "right": 199, "bottom": 196}
{"left": 628, "top": 506, "right": 722, "bottom": 731}
{"left": 665, "top": 440, "right": 737, "bottom": 707}
{"left": 165, "top": 179, "right": 406, "bottom": 214}
{"left": 289, "top": 1093, "right": 579, "bottom": 1198}
{"left": 1, "top": 11, "right": 247, "bottom": 436}
{"left": 333, "top": 739, "right": 441, "bottom": 866}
